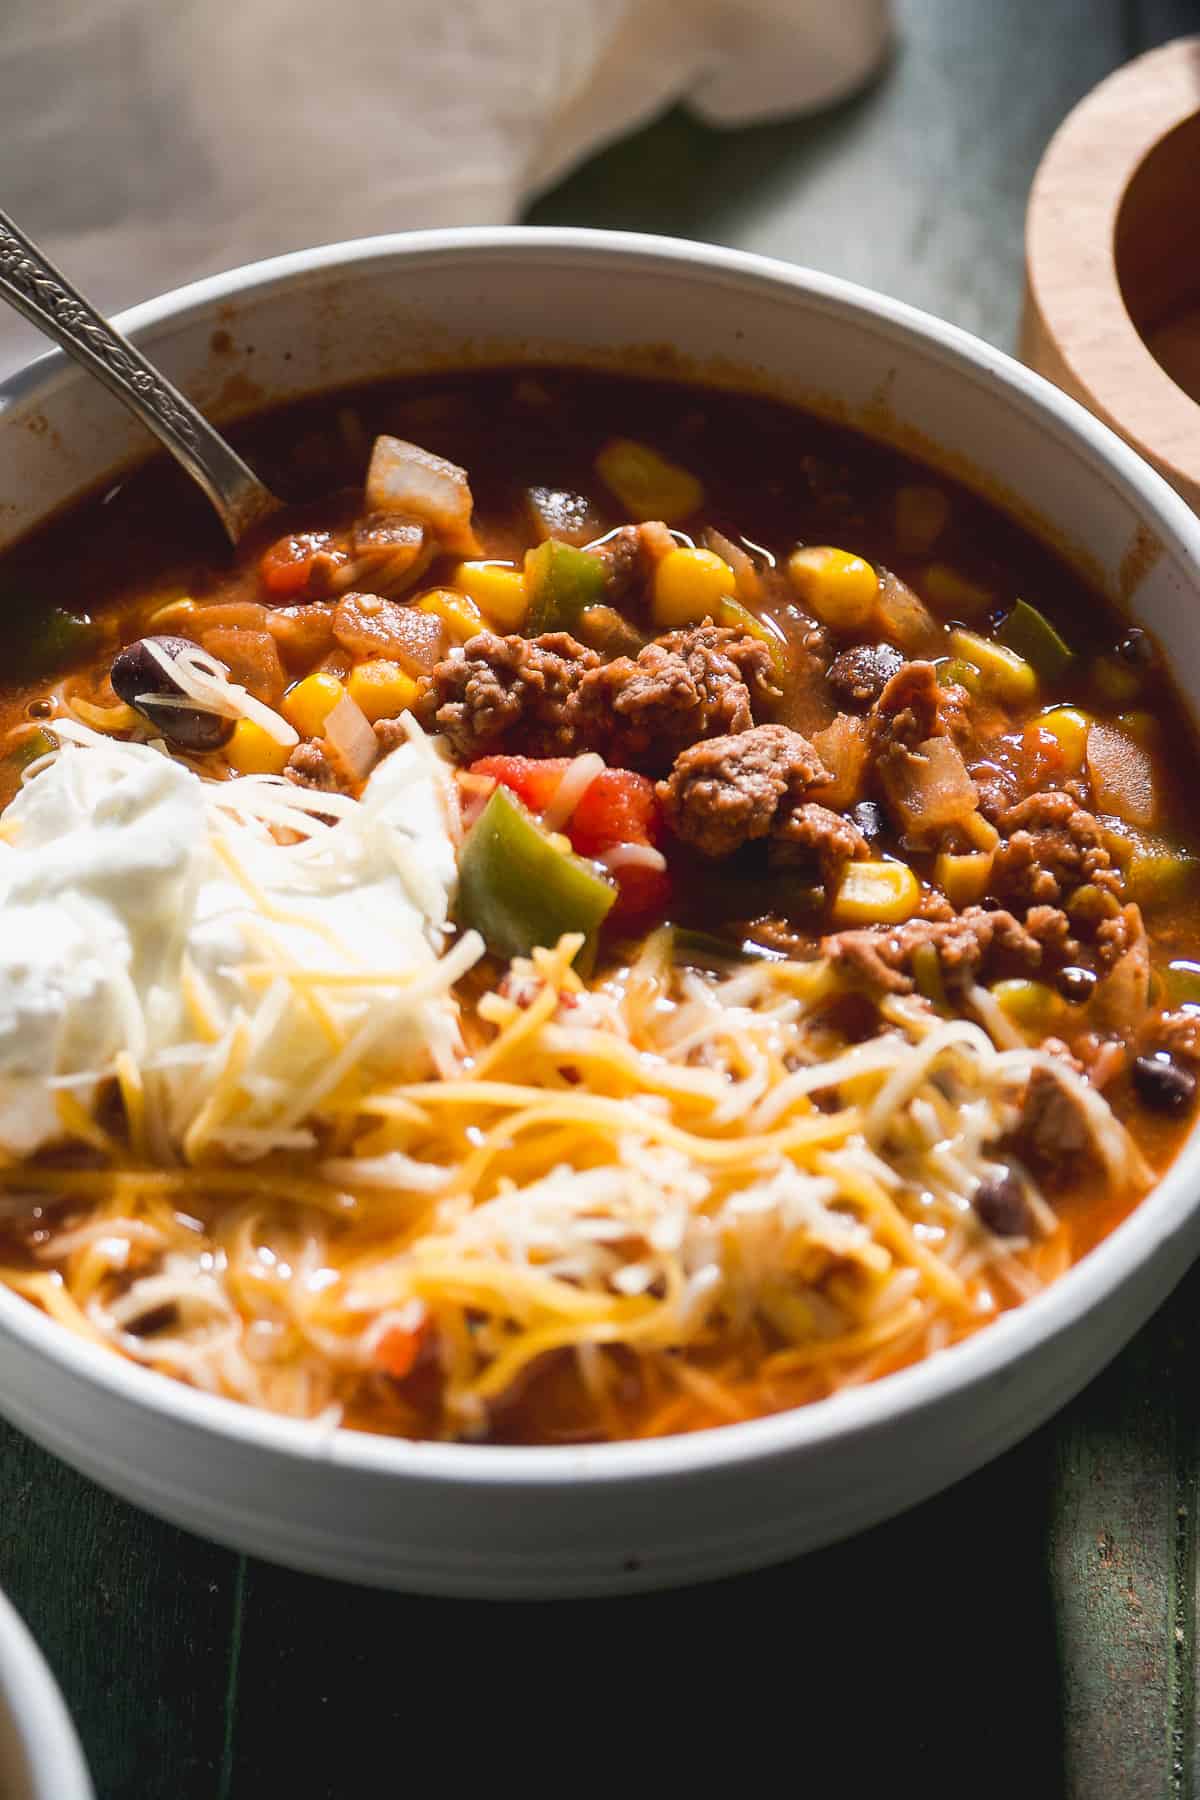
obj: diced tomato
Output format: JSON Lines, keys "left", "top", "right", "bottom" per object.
{"left": 258, "top": 530, "right": 339, "bottom": 599}
{"left": 571, "top": 768, "right": 663, "bottom": 857}
{"left": 1020, "top": 722, "right": 1066, "bottom": 789}
{"left": 606, "top": 861, "right": 672, "bottom": 926}
{"left": 469, "top": 755, "right": 571, "bottom": 816}
{"left": 374, "top": 1319, "right": 428, "bottom": 1381}
{"left": 468, "top": 755, "right": 671, "bottom": 927}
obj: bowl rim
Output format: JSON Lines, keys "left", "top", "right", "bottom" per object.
{"left": 1, "top": 223, "right": 1199, "bottom": 1489}
{"left": 0, "top": 1588, "right": 93, "bottom": 1800}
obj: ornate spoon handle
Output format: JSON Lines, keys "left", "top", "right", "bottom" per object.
{"left": 0, "top": 209, "right": 278, "bottom": 544}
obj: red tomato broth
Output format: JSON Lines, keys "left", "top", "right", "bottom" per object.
{"left": 0, "top": 365, "right": 1195, "bottom": 1445}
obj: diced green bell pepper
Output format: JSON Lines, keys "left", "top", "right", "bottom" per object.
{"left": 523, "top": 539, "right": 609, "bottom": 634}
{"left": 12, "top": 607, "right": 100, "bottom": 680}
{"left": 3, "top": 726, "right": 55, "bottom": 774}
{"left": 948, "top": 629, "right": 1038, "bottom": 705}
{"left": 455, "top": 784, "right": 616, "bottom": 962}
{"left": 716, "top": 596, "right": 788, "bottom": 679}
{"left": 934, "top": 656, "right": 982, "bottom": 696}
{"left": 1124, "top": 838, "right": 1200, "bottom": 908}
{"left": 996, "top": 600, "right": 1074, "bottom": 681}
{"left": 670, "top": 928, "right": 783, "bottom": 969}
{"left": 1104, "top": 819, "right": 1200, "bottom": 907}
{"left": 1164, "top": 960, "right": 1200, "bottom": 1009}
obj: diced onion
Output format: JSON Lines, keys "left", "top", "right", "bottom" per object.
{"left": 365, "top": 435, "right": 479, "bottom": 555}
{"left": 323, "top": 690, "right": 379, "bottom": 782}
{"left": 69, "top": 697, "right": 140, "bottom": 731}
{"left": 143, "top": 639, "right": 236, "bottom": 712}
{"left": 142, "top": 638, "right": 298, "bottom": 747}
{"left": 599, "top": 842, "right": 668, "bottom": 873}
{"left": 881, "top": 735, "right": 978, "bottom": 835}
{"left": 702, "top": 527, "right": 760, "bottom": 601}
{"left": 1087, "top": 721, "right": 1157, "bottom": 827}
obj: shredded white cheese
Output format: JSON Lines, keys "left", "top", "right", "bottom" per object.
{"left": 0, "top": 724, "right": 480, "bottom": 1159}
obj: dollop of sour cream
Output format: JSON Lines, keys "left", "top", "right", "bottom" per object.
{"left": 0, "top": 726, "right": 475, "bottom": 1159}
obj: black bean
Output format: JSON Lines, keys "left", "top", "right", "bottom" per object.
{"left": 973, "top": 1169, "right": 1031, "bottom": 1238}
{"left": 110, "top": 634, "right": 192, "bottom": 705}
{"left": 1132, "top": 1052, "right": 1196, "bottom": 1113}
{"left": 110, "top": 635, "right": 233, "bottom": 752}
{"left": 1057, "top": 965, "right": 1097, "bottom": 1005}
{"left": 849, "top": 800, "right": 886, "bottom": 843}
{"left": 127, "top": 1302, "right": 178, "bottom": 1337}
{"left": 1117, "top": 627, "right": 1156, "bottom": 668}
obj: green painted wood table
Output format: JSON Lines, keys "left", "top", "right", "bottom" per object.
{"left": 4, "top": 2, "right": 1200, "bottom": 1794}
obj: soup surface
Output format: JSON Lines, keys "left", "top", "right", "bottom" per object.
{"left": 0, "top": 367, "right": 1196, "bottom": 1445}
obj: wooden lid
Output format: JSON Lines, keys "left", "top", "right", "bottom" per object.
{"left": 1021, "top": 38, "right": 1200, "bottom": 512}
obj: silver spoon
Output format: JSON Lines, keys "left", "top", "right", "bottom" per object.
{"left": 0, "top": 208, "right": 279, "bottom": 544}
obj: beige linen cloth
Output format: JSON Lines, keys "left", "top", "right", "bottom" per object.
{"left": 0, "top": 0, "right": 889, "bottom": 372}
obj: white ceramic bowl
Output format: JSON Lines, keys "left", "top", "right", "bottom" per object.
{"left": 0, "top": 228, "right": 1198, "bottom": 1598}
{"left": 0, "top": 1591, "right": 92, "bottom": 1800}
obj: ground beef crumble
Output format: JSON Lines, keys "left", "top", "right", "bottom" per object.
{"left": 1014, "top": 1063, "right": 1096, "bottom": 1183}
{"left": 284, "top": 740, "right": 349, "bottom": 793}
{"left": 991, "top": 790, "right": 1122, "bottom": 909}
{"left": 414, "top": 621, "right": 779, "bottom": 771}
{"left": 656, "top": 723, "right": 830, "bottom": 857}
{"left": 585, "top": 520, "right": 672, "bottom": 605}
{"left": 414, "top": 630, "right": 602, "bottom": 759}
{"left": 871, "top": 660, "right": 969, "bottom": 748}
{"left": 775, "top": 802, "right": 869, "bottom": 885}
{"left": 821, "top": 904, "right": 1074, "bottom": 995}
{"left": 1148, "top": 1010, "right": 1200, "bottom": 1064}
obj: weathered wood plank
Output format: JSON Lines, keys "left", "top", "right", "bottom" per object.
{"left": 0, "top": 1421, "right": 238, "bottom": 1799}
{"left": 527, "top": 0, "right": 1129, "bottom": 350}
{"left": 1047, "top": 1268, "right": 1200, "bottom": 1800}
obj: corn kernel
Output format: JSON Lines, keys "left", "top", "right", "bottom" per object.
{"left": 948, "top": 629, "right": 1038, "bottom": 705}
{"left": 651, "top": 546, "right": 736, "bottom": 628}
{"left": 282, "top": 671, "right": 346, "bottom": 738}
{"left": 934, "top": 849, "right": 993, "bottom": 908}
{"left": 594, "top": 438, "right": 704, "bottom": 524}
{"left": 225, "top": 718, "right": 292, "bottom": 776}
{"left": 417, "top": 587, "right": 485, "bottom": 643}
{"left": 962, "top": 811, "right": 1000, "bottom": 852}
{"left": 346, "top": 659, "right": 421, "bottom": 724}
{"left": 830, "top": 859, "right": 921, "bottom": 927}
{"left": 454, "top": 562, "right": 528, "bottom": 630}
{"left": 1039, "top": 706, "right": 1090, "bottom": 773}
{"left": 787, "top": 546, "right": 878, "bottom": 631}
{"left": 146, "top": 596, "right": 196, "bottom": 629}
{"left": 991, "top": 978, "right": 1063, "bottom": 1035}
